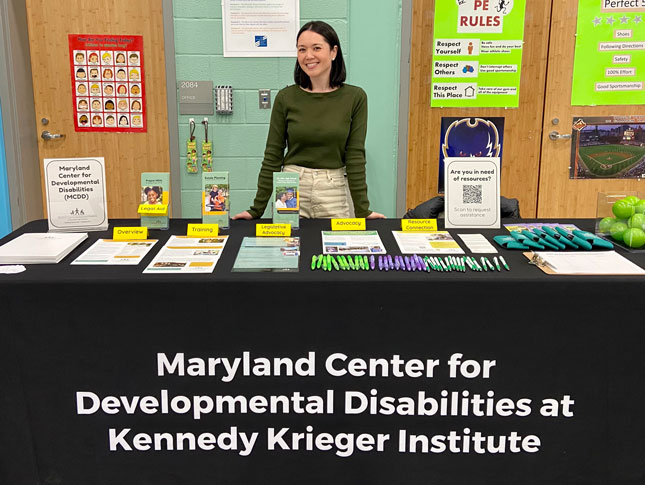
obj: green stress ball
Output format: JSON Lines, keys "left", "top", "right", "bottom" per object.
{"left": 629, "top": 213, "right": 645, "bottom": 230}
{"left": 598, "top": 216, "right": 616, "bottom": 233}
{"left": 635, "top": 200, "right": 645, "bottom": 214}
{"left": 610, "top": 222, "right": 628, "bottom": 241}
{"left": 623, "top": 195, "right": 640, "bottom": 205}
{"left": 623, "top": 227, "right": 645, "bottom": 248}
{"left": 613, "top": 199, "right": 635, "bottom": 219}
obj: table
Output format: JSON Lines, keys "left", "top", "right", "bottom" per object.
{"left": 1, "top": 219, "right": 644, "bottom": 485}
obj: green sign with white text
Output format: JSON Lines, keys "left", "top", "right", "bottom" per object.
{"left": 571, "top": 0, "right": 645, "bottom": 106}
{"left": 430, "top": 0, "right": 526, "bottom": 108}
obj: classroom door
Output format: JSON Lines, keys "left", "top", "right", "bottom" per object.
{"left": 25, "top": 0, "right": 170, "bottom": 218}
{"left": 537, "top": 0, "right": 645, "bottom": 217}
{"left": 407, "top": 0, "right": 552, "bottom": 218}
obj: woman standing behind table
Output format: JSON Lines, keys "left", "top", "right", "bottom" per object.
{"left": 233, "top": 21, "right": 385, "bottom": 220}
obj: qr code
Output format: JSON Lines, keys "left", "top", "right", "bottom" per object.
{"left": 463, "top": 184, "right": 482, "bottom": 204}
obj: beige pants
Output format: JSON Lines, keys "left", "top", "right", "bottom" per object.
{"left": 283, "top": 165, "right": 351, "bottom": 219}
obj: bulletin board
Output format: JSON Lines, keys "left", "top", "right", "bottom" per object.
{"left": 68, "top": 34, "right": 147, "bottom": 132}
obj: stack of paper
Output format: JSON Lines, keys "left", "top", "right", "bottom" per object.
{"left": 0, "top": 232, "right": 88, "bottom": 264}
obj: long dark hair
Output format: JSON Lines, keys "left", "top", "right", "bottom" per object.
{"left": 294, "top": 21, "right": 346, "bottom": 90}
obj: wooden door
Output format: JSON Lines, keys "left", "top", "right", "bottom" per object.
{"left": 407, "top": 0, "right": 552, "bottom": 218}
{"left": 538, "top": 1, "right": 645, "bottom": 217}
{"left": 25, "top": 0, "right": 170, "bottom": 218}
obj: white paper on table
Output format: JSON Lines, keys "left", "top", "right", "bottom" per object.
{"left": 72, "top": 239, "right": 158, "bottom": 265}
{"left": 534, "top": 251, "right": 645, "bottom": 275}
{"left": 457, "top": 233, "right": 497, "bottom": 253}
{"left": 143, "top": 235, "right": 229, "bottom": 273}
{"left": 392, "top": 231, "right": 464, "bottom": 254}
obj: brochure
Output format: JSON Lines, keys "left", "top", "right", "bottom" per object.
{"left": 392, "top": 231, "right": 464, "bottom": 254}
{"left": 44, "top": 157, "right": 108, "bottom": 232}
{"left": 143, "top": 235, "right": 228, "bottom": 273}
{"left": 71, "top": 238, "right": 158, "bottom": 265}
{"left": 0, "top": 232, "right": 88, "bottom": 264}
{"left": 232, "top": 237, "right": 300, "bottom": 272}
{"left": 140, "top": 172, "right": 170, "bottom": 230}
{"left": 273, "top": 172, "right": 299, "bottom": 229}
{"left": 202, "top": 171, "right": 230, "bottom": 229}
{"left": 321, "top": 231, "right": 386, "bottom": 255}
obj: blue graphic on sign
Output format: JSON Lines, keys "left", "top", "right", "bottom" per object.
{"left": 255, "top": 36, "right": 267, "bottom": 47}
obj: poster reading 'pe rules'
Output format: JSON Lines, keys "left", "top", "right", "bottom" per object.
{"left": 431, "top": 0, "right": 527, "bottom": 108}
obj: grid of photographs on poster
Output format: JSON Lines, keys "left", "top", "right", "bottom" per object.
{"left": 69, "top": 34, "right": 146, "bottom": 132}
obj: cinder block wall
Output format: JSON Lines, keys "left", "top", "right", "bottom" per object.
{"left": 173, "top": 0, "right": 401, "bottom": 218}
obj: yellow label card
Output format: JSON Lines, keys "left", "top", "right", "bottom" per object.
{"left": 113, "top": 227, "right": 148, "bottom": 240}
{"left": 256, "top": 223, "right": 291, "bottom": 237}
{"left": 401, "top": 219, "right": 438, "bottom": 232}
{"left": 331, "top": 218, "right": 366, "bottom": 231}
{"left": 138, "top": 204, "right": 168, "bottom": 215}
{"left": 187, "top": 224, "right": 219, "bottom": 237}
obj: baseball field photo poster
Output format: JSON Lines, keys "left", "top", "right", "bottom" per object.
{"left": 430, "top": 0, "right": 526, "bottom": 108}
{"left": 569, "top": 115, "right": 645, "bottom": 179}
{"left": 571, "top": 0, "right": 645, "bottom": 106}
{"left": 69, "top": 34, "right": 146, "bottom": 132}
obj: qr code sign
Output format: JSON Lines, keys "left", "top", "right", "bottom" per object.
{"left": 463, "top": 184, "right": 482, "bottom": 204}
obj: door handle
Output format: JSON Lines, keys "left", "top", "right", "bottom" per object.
{"left": 549, "top": 130, "right": 571, "bottom": 141}
{"left": 41, "top": 130, "right": 65, "bottom": 140}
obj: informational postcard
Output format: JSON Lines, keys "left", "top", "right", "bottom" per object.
{"left": 504, "top": 222, "right": 579, "bottom": 232}
{"left": 71, "top": 239, "right": 157, "bottom": 265}
{"left": 457, "top": 233, "right": 497, "bottom": 254}
{"left": 143, "top": 235, "right": 228, "bottom": 273}
{"left": 321, "top": 231, "right": 386, "bottom": 255}
{"left": 232, "top": 237, "right": 300, "bottom": 272}
{"left": 393, "top": 231, "right": 464, "bottom": 254}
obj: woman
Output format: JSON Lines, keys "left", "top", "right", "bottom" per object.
{"left": 233, "top": 21, "right": 384, "bottom": 220}
{"left": 275, "top": 192, "right": 287, "bottom": 209}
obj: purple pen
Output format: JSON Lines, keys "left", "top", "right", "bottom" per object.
{"left": 387, "top": 255, "right": 394, "bottom": 270}
{"left": 404, "top": 256, "right": 413, "bottom": 271}
{"left": 414, "top": 255, "right": 424, "bottom": 271}
{"left": 378, "top": 255, "right": 383, "bottom": 271}
{"left": 370, "top": 255, "right": 375, "bottom": 270}
{"left": 394, "top": 256, "right": 401, "bottom": 271}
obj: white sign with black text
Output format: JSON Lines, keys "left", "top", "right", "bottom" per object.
{"left": 44, "top": 157, "right": 108, "bottom": 232}
{"left": 444, "top": 157, "right": 500, "bottom": 229}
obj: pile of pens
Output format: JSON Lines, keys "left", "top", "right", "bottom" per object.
{"left": 310, "top": 254, "right": 510, "bottom": 272}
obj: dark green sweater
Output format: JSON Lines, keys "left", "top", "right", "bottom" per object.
{"left": 248, "top": 84, "right": 372, "bottom": 218}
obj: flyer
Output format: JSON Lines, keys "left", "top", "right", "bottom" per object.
{"left": 232, "top": 237, "right": 300, "bottom": 272}
{"left": 571, "top": 0, "right": 645, "bottom": 106}
{"left": 273, "top": 172, "right": 299, "bottom": 229}
{"left": 222, "top": 0, "right": 299, "bottom": 57}
{"left": 71, "top": 239, "right": 157, "bottom": 265}
{"left": 392, "top": 231, "right": 464, "bottom": 255}
{"left": 69, "top": 34, "right": 146, "bottom": 132}
{"left": 430, "top": 0, "right": 526, "bottom": 107}
{"left": 143, "top": 235, "right": 228, "bottom": 274}
{"left": 321, "top": 231, "right": 387, "bottom": 255}
{"left": 140, "top": 172, "right": 170, "bottom": 230}
{"left": 202, "top": 172, "right": 230, "bottom": 229}
{"left": 44, "top": 157, "right": 108, "bottom": 232}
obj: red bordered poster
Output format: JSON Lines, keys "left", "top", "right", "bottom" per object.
{"left": 69, "top": 34, "right": 147, "bottom": 133}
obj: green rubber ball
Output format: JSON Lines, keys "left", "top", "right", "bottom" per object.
{"left": 623, "top": 227, "right": 645, "bottom": 248}
{"left": 610, "top": 222, "right": 629, "bottom": 242}
{"left": 598, "top": 217, "right": 616, "bottom": 233}
{"left": 613, "top": 199, "right": 635, "bottom": 219}
{"left": 635, "top": 200, "right": 645, "bottom": 214}
{"left": 623, "top": 196, "right": 640, "bottom": 205}
{"left": 629, "top": 213, "right": 645, "bottom": 230}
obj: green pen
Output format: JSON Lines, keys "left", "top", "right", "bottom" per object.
{"left": 485, "top": 257, "right": 495, "bottom": 271}
{"left": 363, "top": 255, "right": 369, "bottom": 271}
{"left": 316, "top": 254, "right": 323, "bottom": 269}
{"left": 331, "top": 255, "right": 340, "bottom": 271}
{"left": 327, "top": 254, "right": 334, "bottom": 272}
{"left": 321, "top": 255, "right": 328, "bottom": 271}
{"left": 357, "top": 255, "right": 364, "bottom": 270}
{"left": 493, "top": 256, "right": 501, "bottom": 272}
{"left": 480, "top": 256, "right": 488, "bottom": 272}
{"left": 337, "top": 255, "right": 346, "bottom": 270}
{"left": 311, "top": 254, "right": 318, "bottom": 270}
{"left": 500, "top": 255, "right": 510, "bottom": 271}
{"left": 347, "top": 255, "right": 356, "bottom": 270}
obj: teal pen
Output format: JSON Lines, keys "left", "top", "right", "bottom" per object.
{"left": 500, "top": 255, "right": 510, "bottom": 271}
{"left": 461, "top": 256, "right": 466, "bottom": 272}
{"left": 444, "top": 257, "right": 452, "bottom": 272}
{"left": 485, "top": 257, "right": 495, "bottom": 271}
{"left": 493, "top": 256, "right": 501, "bottom": 272}
{"left": 432, "top": 256, "right": 441, "bottom": 271}
{"left": 480, "top": 256, "right": 488, "bottom": 271}
{"left": 438, "top": 257, "right": 448, "bottom": 272}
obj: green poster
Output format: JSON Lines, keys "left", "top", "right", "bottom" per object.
{"left": 431, "top": 0, "right": 527, "bottom": 108}
{"left": 572, "top": 1, "right": 645, "bottom": 106}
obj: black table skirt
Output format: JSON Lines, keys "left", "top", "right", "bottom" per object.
{"left": 1, "top": 219, "right": 643, "bottom": 485}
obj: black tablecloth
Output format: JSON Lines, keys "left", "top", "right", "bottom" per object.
{"left": 1, "top": 219, "right": 644, "bottom": 485}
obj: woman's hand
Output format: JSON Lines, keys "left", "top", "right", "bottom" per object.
{"left": 232, "top": 211, "right": 254, "bottom": 220}
{"left": 367, "top": 211, "right": 386, "bottom": 219}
